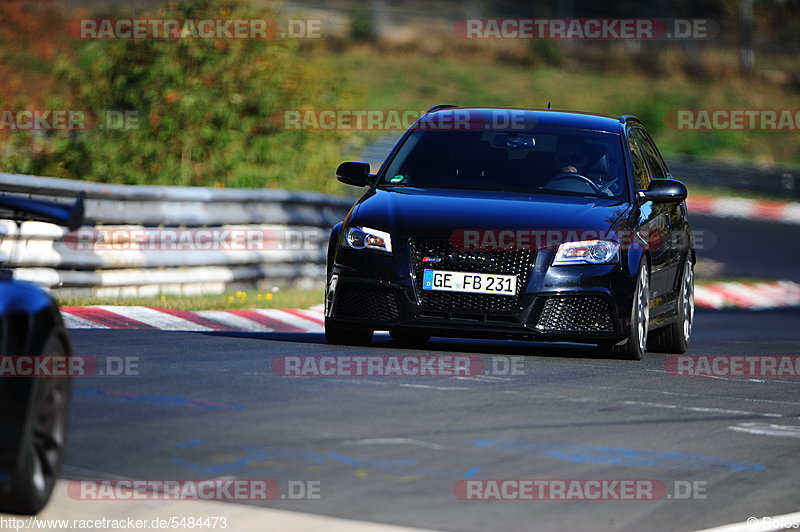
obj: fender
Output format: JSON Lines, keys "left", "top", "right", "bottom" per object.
{"left": 328, "top": 221, "right": 343, "bottom": 277}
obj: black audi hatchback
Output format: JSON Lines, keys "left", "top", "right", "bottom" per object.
{"left": 325, "top": 106, "right": 695, "bottom": 360}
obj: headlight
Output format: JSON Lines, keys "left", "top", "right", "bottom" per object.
{"left": 553, "top": 240, "right": 619, "bottom": 265}
{"left": 345, "top": 226, "right": 392, "bottom": 254}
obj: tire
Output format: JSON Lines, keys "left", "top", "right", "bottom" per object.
{"left": 389, "top": 328, "right": 431, "bottom": 347}
{"left": 601, "top": 262, "right": 649, "bottom": 361}
{"left": 647, "top": 254, "right": 694, "bottom": 354}
{"left": 0, "top": 332, "right": 72, "bottom": 515}
{"left": 325, "top": 319, "right": 373, "bottom": 346}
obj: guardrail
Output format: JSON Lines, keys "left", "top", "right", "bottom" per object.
{"left": 5, "top": 149, "right": 796, "bottom": 298}
{"left": 666, "top": 156, "right": 800, "bottom": 200}
{"left": 0, "top": 173, "right": 354, "bottom": 297}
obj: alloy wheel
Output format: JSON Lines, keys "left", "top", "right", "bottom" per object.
{"left": 637, "top": 266, "right": 650, "bottom": 353}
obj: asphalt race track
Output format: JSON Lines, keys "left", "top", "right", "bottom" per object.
{"left": 691, "top": 214, "right": 800, "bottom": 282}
{"left": 61, "top": 215, "right": 800, "bottom": 532}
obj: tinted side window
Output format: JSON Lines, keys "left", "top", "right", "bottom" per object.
{"left": 627, "top": 128, "right": 650, "bottom": 190}
{"left": 638, "top": 129, "right": 667, "bottom": 180}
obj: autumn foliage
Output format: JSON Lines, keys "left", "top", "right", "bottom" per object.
{"left": 0, "top": 0, "right": 355, "bottom": 192}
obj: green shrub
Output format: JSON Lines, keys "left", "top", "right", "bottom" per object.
{"left": 4, "top": 0, "right": 356, "bottom": 193}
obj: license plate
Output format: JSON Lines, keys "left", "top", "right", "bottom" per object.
{"left": 422, "top": 270, "right": 517, "bottom": 295}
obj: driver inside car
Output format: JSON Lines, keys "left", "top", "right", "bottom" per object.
{"left": 555, "top": 136, "right": 588, "bottom": 174}
{"left": 552, "top": 136, "right": 620, "bottom": 196}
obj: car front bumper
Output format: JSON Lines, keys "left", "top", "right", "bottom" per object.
{"left": 327, "top": 247, "right": 638, "bottom": 344}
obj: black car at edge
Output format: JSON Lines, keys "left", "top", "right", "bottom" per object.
{"left": 325, "top": 106, "right": 695, "bottom": 360}
{"left": 0, "top": 193, "right": 83, "bottom": 514}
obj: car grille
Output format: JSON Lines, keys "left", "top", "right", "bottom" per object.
{"left": 410, "top": 239, "right": 535, "bottom": 313}
{"left": 534, "top": 296, "right": 614, "bottom": 334}
{"left": 334, "top": 283, "right": 402, "bottom": 321}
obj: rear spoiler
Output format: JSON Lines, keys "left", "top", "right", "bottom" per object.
{"left": 0, "top": 192, "right": 85, "bottom": 230}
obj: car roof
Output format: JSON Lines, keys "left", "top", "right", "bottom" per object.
{"left": 422, "top": 106, "right": 637, "bottom": 134}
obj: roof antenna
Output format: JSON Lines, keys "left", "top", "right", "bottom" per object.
{"left": 547, "top": 101, "right": 552, "bottom": 110}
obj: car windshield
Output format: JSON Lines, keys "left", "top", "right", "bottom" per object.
{"left": 380, "top": 128, "right": 627, "bottom": 200}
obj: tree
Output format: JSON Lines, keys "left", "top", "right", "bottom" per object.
{"left": 4, "top": 0, "right": 355, "bottom": 193}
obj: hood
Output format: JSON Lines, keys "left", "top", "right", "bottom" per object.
{"left": 351, "top": 188, "right": 631, "bottom": 239}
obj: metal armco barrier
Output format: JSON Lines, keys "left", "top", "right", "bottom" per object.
{"left": 0, "top": 173, "right": 354, "bottom": 296}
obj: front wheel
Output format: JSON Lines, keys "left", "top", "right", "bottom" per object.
{"left": 325, "top": 319, "right": 373, "bottom": 347}
{"left": 601, "top": 262, "right": 649, "bottom": 361}
{"left": 647, "top": 254, "right": 694, "bottom": 353}
{"left": 0, "top": 332, "right": 72, "bottom": 515}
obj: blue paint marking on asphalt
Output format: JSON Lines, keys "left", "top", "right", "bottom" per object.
{"left": 172, "top": 446, "right": 328, "bottom": 475}
{"left": 327, "top": 452, "right": 481, "bottom": 478}
{"left": 472, "top": 440, "right": 766, "bottom": 472}
{"left": 327, "top": 452, "right": 417, "bottom": 468}
{"left": 462, "top": 467, "right": 481, "bottom": 479}
{"left": 175, "top": 438, "right": 205, "bottom": 448}
{"left": 240, "top": 446, "right": 327, "bottom": 463}
{"left": 170, "top": 442, "right": 481, "bottom": 479}
{"left": 74, "top": 390, "right": 244, "bottom": 410}
{"left": 171, "top": 454, "right": 281, "bottom": 475}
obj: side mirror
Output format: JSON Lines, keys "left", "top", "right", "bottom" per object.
{"left": 336, "top": 161, "right": 373, "bottom": 187}
{"left": 638, "top": 178, "right": 687, "bottom": 203}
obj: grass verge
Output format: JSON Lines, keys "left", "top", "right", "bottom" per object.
{"left": 57, "top": 288, "right": 324, "bottom": 311}
{"left": 332, "top": 47, "right": 800, "bottom": 169}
